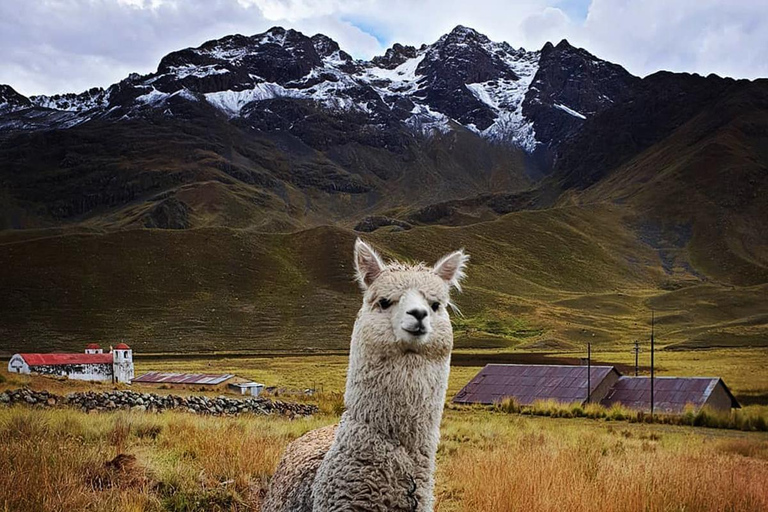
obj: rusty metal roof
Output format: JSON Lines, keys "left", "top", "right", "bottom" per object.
{"left": 20, "top": 353, "right": 113, "bottom": 365}
{"left": 132, "top": 372, "right": 235, "bottom": 385}
{"left": 453, "top": 364, "right": 619, "bottom": 405}
{"left": 600, "top": 376, "right": 740, "bottom": 413}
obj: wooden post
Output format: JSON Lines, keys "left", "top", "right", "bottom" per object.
{"left": 586, "top": 342, "right": 591, "bottom": 404}
{"left": 633, "top": 340, "right": 640, "bottom": 376}
{"left": 650, "top": 310, "right": 655, "bottom": 416}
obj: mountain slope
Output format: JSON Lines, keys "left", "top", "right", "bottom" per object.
{"left": 1, "top": 26, "right": 767, "bottom": 354}
{"left": 0, "top": 25, "right": 644, "bottom": 231}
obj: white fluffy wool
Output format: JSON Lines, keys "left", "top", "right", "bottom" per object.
{"left": 263, "top": 239, "right": 468, "bottom": 512}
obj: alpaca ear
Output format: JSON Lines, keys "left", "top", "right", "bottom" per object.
{"left": 433, "top": 250, "right": 469, "bottom": 291}
{"left": 354, "top": 238, "right": 386, "bottom": 289}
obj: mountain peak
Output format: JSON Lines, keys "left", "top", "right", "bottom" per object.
{"left": 438, "top": 25, "right": 490, "bottom": 45}
{"left": 0, "top": 84, "right": 31, "bottom": 113}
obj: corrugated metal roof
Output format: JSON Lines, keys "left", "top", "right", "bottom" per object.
{"left": 20, "top": 353, "right": 113, "bottom": 365}
{"left": 453, "top": 364, "right": 619, "bottom": 405}
{"left": 132, "top": 372, "right": 235, "bottom": 385}
{"left": 600, "top": 376, "right": 740, "bottom": 413}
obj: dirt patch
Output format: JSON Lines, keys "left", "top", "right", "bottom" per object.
{"left": 89, "top": 454, "right": 151, "bottom": 491}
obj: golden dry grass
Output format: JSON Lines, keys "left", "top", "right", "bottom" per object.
{"left": 2, "top": 346, "right": 767, "bottom": 511}
{"left": 1, "top": 406, "right": 766, "bottom": 512}
{"left": 436, "top": 409, "right": 768, "bottom": 511}
{"left": 0, "top": 407, "right": 333, "bottom": 512}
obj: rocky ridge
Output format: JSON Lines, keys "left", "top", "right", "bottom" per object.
{"left": 0, "top": 26, "right": 636, "bottom": 154}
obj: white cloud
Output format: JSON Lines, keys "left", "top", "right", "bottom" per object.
{"left": 576, "top": 0, "right": 768, "bottom": 78}
{"left": 0, "top": 0, "right": 766, "bottom": 96}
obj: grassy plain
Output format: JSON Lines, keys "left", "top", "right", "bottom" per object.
{"left": 2, "top": 345, "right": 768, "bottom": 511}
{"left": 131, "top": 346, "right": 768, "bottom": 406}
{"left": 1, "top": 399, "right": 766, "bottom": 512}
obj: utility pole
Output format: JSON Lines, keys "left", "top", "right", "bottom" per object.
{"left": 650, "top": 310, "right": 655, "bottom": 416}
{"left": 632, "top": 340, "right": 641, "bottom": 376}
{"left": 586, "top": 342, "right": 591, "bottom": 404}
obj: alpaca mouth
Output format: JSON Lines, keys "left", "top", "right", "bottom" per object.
{"left": 403, "top": 327, "right": 427, "bottom": 336}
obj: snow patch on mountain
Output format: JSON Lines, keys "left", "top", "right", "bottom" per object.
{"left": 136, "top": 88, "right": 170, "bottom": 105}
{"left": 30, "top": 89, "right": 110, "bottom": 113}
{"left": 163, "top": 65, "right": 230, "bottom": 81}
{"left": 464, "top": 50, "right": 540, "bottom": 150}
{"left": 406, "top": 103, "right": 451, "bottom": 135}
{"left": 171, "top": 88, "right": 199, "bottom": 102}
{"left": 205, "top": 83, "right": 303, "bottom": 117}
{"left": 554, "top": 103, "right": 587, "bottom": 119}
{"left": 364, "top": 54, "right": 424, "bottom": 85}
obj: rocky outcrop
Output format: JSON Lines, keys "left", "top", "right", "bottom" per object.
{"left": 522, "top": 39, "right": 641, "bottom": 150}
{"left": 353, "top": 215, "right": 412, "bottom": 232}
{"left": 0, "top": 388, "right": 318, "bottom": 417}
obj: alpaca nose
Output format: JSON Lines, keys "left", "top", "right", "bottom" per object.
{"left": 407, "top": 308, "right": 428, "bottom": 322}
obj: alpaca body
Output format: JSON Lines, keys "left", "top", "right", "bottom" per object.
{"left": 261, "top": 425, "right": 337, "bottom": 512}
{"left": 263, "top": 240, "right": 467, "bottom": 512}
{"left": 311, "top": 341, "right": 451, "bottom": 511}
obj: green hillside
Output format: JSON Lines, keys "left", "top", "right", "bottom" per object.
{"left": 2, "top": 202, "right": 765, "bottom": 356}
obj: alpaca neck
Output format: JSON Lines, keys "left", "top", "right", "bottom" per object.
{"left": 343, "top": 342, "right": 450, "bottom": 457}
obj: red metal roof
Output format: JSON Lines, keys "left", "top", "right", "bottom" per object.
{"left": 132, "top": 372, "right": 234, "bottom": 385}
{"left": 453, "top": 364, "right": 619, "bottom": 405}
{"left": 20, "top": 353, "right": 113, "bottom": 366}
{"left": 600, "top": 376, "right": 740, "bottom": 413}
{"left": 114, "top": 343, "right": 131, "bottom": 350}
{"left": 85, "top": 343, "right": 101, "bottom": 349}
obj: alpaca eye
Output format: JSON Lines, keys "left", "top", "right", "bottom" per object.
{"left": 378, "top": 298, "right": 392, "bottom": 310}
{"left": 431, "top": 302, "right": 440, "bottom": 312}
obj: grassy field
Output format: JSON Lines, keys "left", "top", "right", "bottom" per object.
{"left": 2, "top": 346, "right": 768, "bottom": 511}
{"left": 1, "top": 399, "right": 766, "bottom": 512}
{"left": 2, "top": 204, "right": 766, "bottom": 356}
{"left": 130, "top": 346, "right": 768, "bottom": 406}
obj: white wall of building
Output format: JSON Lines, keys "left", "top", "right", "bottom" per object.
{"left": 112, "top": 349, "right": 134, "bottom": 384}
{"left": 8, "top": 354, "right": 30, "bottom": 374}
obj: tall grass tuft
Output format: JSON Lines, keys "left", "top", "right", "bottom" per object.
{"left": 489, "top": 398, "right": 768, "bottom": 431}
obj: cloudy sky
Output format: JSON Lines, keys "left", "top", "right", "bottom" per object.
{"left": 2, "top": 0, "right": 767, "bottom": 96}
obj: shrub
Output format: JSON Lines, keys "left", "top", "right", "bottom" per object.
{"left": 584, "top": 403, "right": 607, "bottom": 419}
{"left": 484, "top": 396, "right": 768, "bottom": 432}
{"left": 495, "top": 397, "right": 521, "bottom": 414}
{"left": 570, "top": 404, "right": 585, "bottom": 417}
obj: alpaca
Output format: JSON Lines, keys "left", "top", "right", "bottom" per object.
{"left": 263, "top": 238, "right": 468, "bottom": 512}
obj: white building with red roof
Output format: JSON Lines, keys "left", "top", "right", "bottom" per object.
{"left": 8, "top": 343, "right": 134, "bottom": 384}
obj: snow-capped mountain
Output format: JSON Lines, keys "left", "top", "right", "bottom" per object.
{"left": 0, "top": 26, "right": 635, "bottom": 154}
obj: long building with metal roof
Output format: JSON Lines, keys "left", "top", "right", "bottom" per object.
{"left": 131, "top": 372, "right": 265, "bottom": 396}
{"left": 132, "top": 372, "right": 235, "bottom": 386}
{"left": 453, "top": 364, "right": 741, "bottom": 413}
{"left": 600, "top": 376, "right": 740, "bottom": 413}
{"left": 453, "top": 364, "right": 621, "bottom": 406}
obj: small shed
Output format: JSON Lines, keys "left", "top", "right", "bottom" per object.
{"left": 228, "top": 381, "right": 265, "bottom": 397}
{"left": 600, "top": 376, "right": 740, "bottom": 413}
{"left": 453, "top": 364, "right": 621, "bottom": 405}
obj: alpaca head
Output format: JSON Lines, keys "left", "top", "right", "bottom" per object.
{"left": 352, "top": 238, "right": 469, "bottom": 357}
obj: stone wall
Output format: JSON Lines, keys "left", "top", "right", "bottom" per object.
{"left": 0, "top": 388, "right": 318, "bottom": 417}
